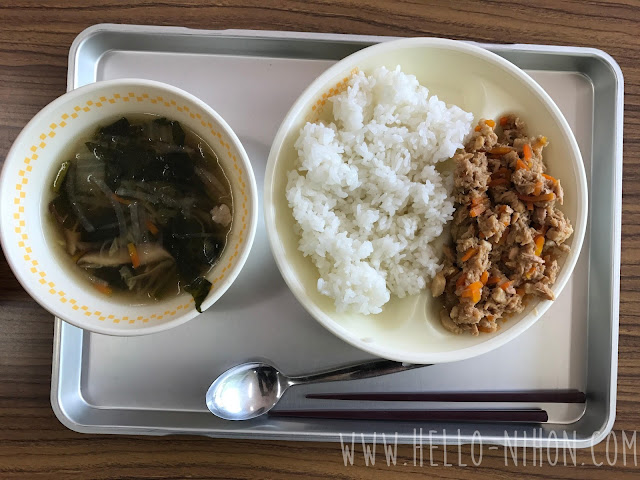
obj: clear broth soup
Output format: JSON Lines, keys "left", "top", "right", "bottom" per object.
{"left": 47, "top": 114, "right": 233, "bottom": 311}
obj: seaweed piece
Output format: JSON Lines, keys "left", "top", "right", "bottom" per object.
{"left": 91, "top": 266, "right": 129, "bottom": 291}
{"left": 65, "top": 162, "right": 95, "bottom": 233}
{"left": 152, "top": 118, "right": 185, "bottom": 146}
{"left": 77, "top": 208, "right": 118, "bottom": 242}
{"left": 86, "top": 141, "right": 124, "bottom": 188}
{"left": 99, "top": 117, "right": 130, "bottom": 137}
{"left": 184, "top": 276, "right": 211, "bottom": 313}
{"left": 172, "top": 121, "right": 185, "bottom": 147}
{"left": 149, "top": 117, "right": 173, "bottom": 143}
{"left": 86, "top": 141, "right": 117, "bottom": 162}
{"left": 162, "top": 213, "right": 219, "bottom": 309}
{"left": 104, "top": 160, "right": 124, "bottom": 189}
{"left": 49, "top": 195, "right": 76, "bottom": 229}
{"left": 162, "top": 151, "right": 194, "bottom": 181}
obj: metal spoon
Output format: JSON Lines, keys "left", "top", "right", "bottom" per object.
{"left": 205, "top": 360, "right": 427, "bottom": 420}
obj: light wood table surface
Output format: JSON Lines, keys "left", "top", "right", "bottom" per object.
{"left": 0, "top": 1, "right": 638, "bottom": 478}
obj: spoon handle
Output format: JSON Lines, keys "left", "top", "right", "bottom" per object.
{"left": 288, "top": 360, "right": 429, "bottom": 386}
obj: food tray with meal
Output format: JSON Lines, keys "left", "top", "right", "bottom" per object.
{"left": 49, "top": 24, "right": 622, "bottom": 446}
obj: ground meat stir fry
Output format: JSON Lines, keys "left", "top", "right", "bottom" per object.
{"left": 432, "top": 114, "right": 573, "bottom": 336}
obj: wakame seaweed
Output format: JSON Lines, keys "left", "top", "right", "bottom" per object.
{"left": 48, "top": 115, "right": 233, "bottom": 310}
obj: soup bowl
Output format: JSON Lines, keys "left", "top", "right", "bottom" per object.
{"left": 0, "top": 79, "right": 258, "bottom": 335}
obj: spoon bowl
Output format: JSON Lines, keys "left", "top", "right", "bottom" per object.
{"left": 205, "top": 359, "right": 427, "bottom": 421}
{"left": 206, "top": 363, "right": 289, "bottom": 421}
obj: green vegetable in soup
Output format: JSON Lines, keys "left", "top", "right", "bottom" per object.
{"left": 184, "top": 276, "right": 212, "bottom": 313}
{"left": 52, "top": 160, "right": 71, "bottom": 192}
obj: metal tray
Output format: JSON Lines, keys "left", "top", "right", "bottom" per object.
{"left": 51, "top": 24, "right": 623, "bottom": 447}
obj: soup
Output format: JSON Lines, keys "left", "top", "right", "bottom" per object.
{"left": 48, "top": 115, "right": 233, "bottom": 312}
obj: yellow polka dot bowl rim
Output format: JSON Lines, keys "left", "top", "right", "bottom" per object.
{"left": 0, "top": 78, "right": 258, "bottom": 336}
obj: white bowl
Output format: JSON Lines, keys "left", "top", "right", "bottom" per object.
{"left": 0, "top": 79, "right": 258, "bottom": 336}
{"left": 265, "top": 38, "right": 588, "bottom": 364}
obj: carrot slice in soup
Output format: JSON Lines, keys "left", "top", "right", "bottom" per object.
{"left": 127, "top": 242, "right": 140, "bottom": 268}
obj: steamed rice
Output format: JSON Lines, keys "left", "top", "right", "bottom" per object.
{"left": 286, "top": 66, "right": 473, "bottom": 314}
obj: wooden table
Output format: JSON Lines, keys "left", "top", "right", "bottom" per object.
{"left": 1, "top": 1, "right": 638, "bottom": 478}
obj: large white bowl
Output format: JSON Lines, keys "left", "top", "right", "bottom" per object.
{"left": 265, "top": 38, "right": 588, "bottom": 364}
{"left": 0, "top": 79, "right": 258, "bottom": 336}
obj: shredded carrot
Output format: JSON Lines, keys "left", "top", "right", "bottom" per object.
{"left": 498, "top": 205, "right": 508, "bottom": 214}
{"left": 499, "top": 116, "right": 509, "bottom": 126}
{"left": 481, "top": 271, "right": 489, "bottom": 284}
{"left": 499, "top": 280, "right": 513, "bottom": 291}
{"left": 461, "top": 289, "right": 474, "bottom": 298}
{"left": 534, "top": 235, "right": 545, "bottom": 256}
{"left": 542, "top": 173, "right": 558, "bottom": 184}
{"left": 127, "top": 242, "right": 140, "bottom": 268}
{"left": 523, "top": 143, "right": 533, "bottom": 162}
{"left": 488, "top": 178, "right": 510, "bottom": 187}
{"left": 527, "top": 202, "right": 534, "bottom": 211}
{"left": 533, "top": 181, "right": 543, "bottom": 196}
{"left": 456, "top": 273, "right": 467, "bottom": 289}
{"left": 461, "top": 282, "right": 483, "bottom": 303}
{"left": 92, "top": 283, "right": 113, "bottom": 296}
{"left": 465, "top": 281, "right": 484, "bottom": 291}
{"left": 476, "top": 119, "right": 496, "bottom": 131}
{"left": 525, "top": 266, "right": 537, "bottom": 279}
{"left": 461, "top": 247, "right": 478, "bottom": 262}
{"left": 469, "top": 204, "right": 486, "bottom": 217}
{"left": 471, "top": 196, "right": 483, "bottom": 207}
{"left": 146, "top": 220, "right": 159, "bottom": 235}
{"left": 516, "top": 287, "right": 525, "bottom": 296}
{"left": 479, "top": 231, "right": 486, "bottom": 239}
{"left": 112, "top": 194, "right": 131, "bottom": 205}
{"left": 487, "top": 276, "right": 501, "bottom": 285}
{"left": 472, "top": 289, "right": 481, "bottom": 303}
{"left": 478, "top": 325, "right": 494, "bottom": 333}
{"left": 518, "top": 192, "right": 556, "bottom": 203}
{"left": 487, "top": 314, "right": 496, "bottom": 322}
{"left": 489, "top": 146, "right": 513, "bottom": 155}
{"left": 516, "top": 159, "right": 529, "bottom": 170}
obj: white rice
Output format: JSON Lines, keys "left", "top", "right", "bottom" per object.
{"left": 286, "top": 66, "right": 473, "bottom": 314}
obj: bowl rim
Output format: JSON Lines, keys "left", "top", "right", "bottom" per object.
{"left": 264, "top": 36, "right": 588, "bottom": 363}
{"left": 1, "top": 78, "right": 259, "bottom": 336}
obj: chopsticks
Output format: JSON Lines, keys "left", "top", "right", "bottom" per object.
{"left": 268, "top": 390, "right": 584, "bottom": 423}
{"left": 270, "top": 409, "right": 549, "bottom": 423}
{"left": 305, "top": 389, "right": 586, "bottom": 403}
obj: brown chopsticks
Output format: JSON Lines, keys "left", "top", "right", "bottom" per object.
{"left": 272, "top": 390, "right": 584, "bottom": 423}
{"left": 269, "top": 409, "right": 549, "bottom": 423}
{"left": 305, "top": 389, "right": 586, "bottom": 403}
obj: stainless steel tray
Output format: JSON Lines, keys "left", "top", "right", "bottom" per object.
{"left": 51, "top": 24, "right": 623, "bottom": 447}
